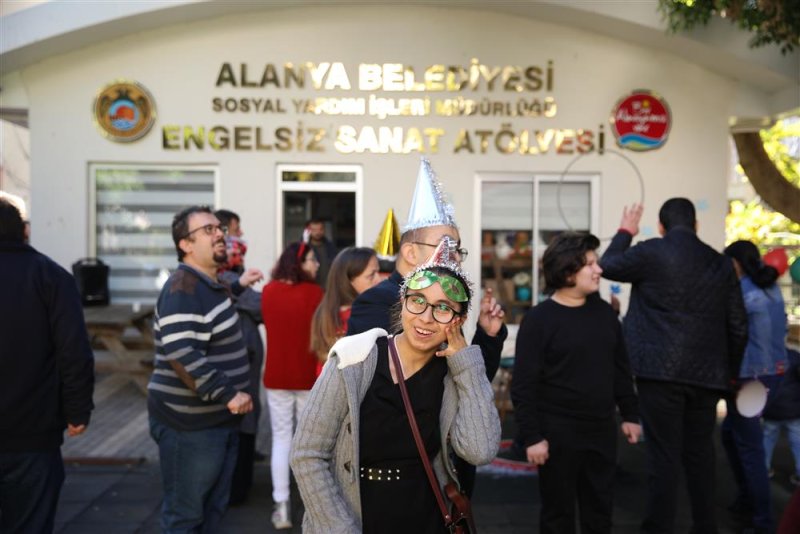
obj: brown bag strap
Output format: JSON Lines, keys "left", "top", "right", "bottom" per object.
{"left": 388, "top": 336, "right": 454, "bottom": 526}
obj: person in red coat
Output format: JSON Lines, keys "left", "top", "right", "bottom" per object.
{"left": 261, "top": 241, "right": 324, "bottom": 530}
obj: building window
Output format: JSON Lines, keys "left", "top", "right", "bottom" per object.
{"left": 478, "top": 173, "right": 598, "bottom": 325}
{"left": 90, "top": 165, "right": 218, "bottom": 304}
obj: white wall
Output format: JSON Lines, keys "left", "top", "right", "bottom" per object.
{"left": 19, "top": 5, "right": 737, "bottom": 279}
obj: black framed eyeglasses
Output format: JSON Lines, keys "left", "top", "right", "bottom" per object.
{"left": 403, "top": 294, "right": 461, "bottom": 324}
{"left": 183, "top": 224, "right": 228, "bottom": 239}
{"left": 412, "top": 241, "right": 468, "bottom": 261}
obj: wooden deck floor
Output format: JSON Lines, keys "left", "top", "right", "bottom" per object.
{"left": 62, "top": 366, "right": 272, "bottom": 462}
{"left": 62, "top": 372, "right": 157, "bottom": 461}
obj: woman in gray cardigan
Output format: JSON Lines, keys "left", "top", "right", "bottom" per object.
{"left": 290, "top": 262, "right": 501, "bottom": 533}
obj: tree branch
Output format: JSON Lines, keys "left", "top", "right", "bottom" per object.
{"left": 733, "top": 131, "right": 800, "bottom": 222}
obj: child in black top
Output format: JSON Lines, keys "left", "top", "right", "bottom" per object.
{"left": 511, "top": 232, "right": 641, "bottom": 534}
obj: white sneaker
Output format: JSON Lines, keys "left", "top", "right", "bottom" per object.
{"left": 271, "top": 500, "right": 292, "bottom": 530}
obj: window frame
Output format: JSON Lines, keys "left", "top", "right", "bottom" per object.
{"left": 88, "top": 162, "right": 220, "bottom": 304}
{"left": 275, "top": 163, "right": 363, "bottom": 254}
{"left": 473, "top": 171, "right": 600, "bottom": 313}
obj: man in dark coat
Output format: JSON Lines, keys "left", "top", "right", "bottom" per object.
{"left": 600, "top": 198, "right": 748, "bottom": 534}
{"left": 306, "top": 218, "right": 338, "bottom": 289}
{"left": 0, "top": 194, "right": 95, "bottom": 533}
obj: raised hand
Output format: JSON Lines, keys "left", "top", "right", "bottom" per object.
{"left": 238, "top": 268, "right": 264, "bottom": 288}
{"left": 477, "top": 287, "right": 505, "bottom": 337}
{"left": 619, "top": 204, "right": 644, "bottom": 236}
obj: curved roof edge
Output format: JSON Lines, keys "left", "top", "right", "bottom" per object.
{"left": 1, "top": 0, "right": 798, "bottom": 111}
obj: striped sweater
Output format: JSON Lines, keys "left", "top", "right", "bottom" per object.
{"left": 147, "top": 264, "right": 249, "bottom": 431}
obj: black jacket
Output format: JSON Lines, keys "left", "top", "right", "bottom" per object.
{"left": 600, "top": 228, "right": 747, "bottom": 391}
{"left": 346, "top": 270, "right": 505, "bottom": 381}
{"left": 764, "top": 348, "right": 800, "bottom": 421}
{"left": 0, "top": 242, "right": 95, "bottom": 452}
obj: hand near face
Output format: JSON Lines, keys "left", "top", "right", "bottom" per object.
{"left": 619, "top": 203, "right": 644, "bottom": 236}
{"left": 526, "top": 439, "right": 549, "bottom": 465}
{"left": 435, "top": 317, "right": 468, "bottom": 357}
{"left": 621, "top": 422, "right": 642, "bottom": 444}
{"left": 238, "top": 268, "right": 264, "bottom": 288}
{"left": 477, "top": 287, "right": 505, "bottom": 337}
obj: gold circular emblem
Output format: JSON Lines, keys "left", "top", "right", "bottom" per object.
{"left": 93, "top": 80, "right": 156, "bottom": 142}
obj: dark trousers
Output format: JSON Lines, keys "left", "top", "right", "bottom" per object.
{"left": 637, "top": 380, "right": 720, "bottom": 534}
{"left": 721, "top": 375, "right": 781, "bottom": 531}
{"left": 0, "top": 449, "right": 65, "bottom": 534}
{"left": 453, "top": 456, "right": 477, "bottom": 497}
{"left": 229, "top": 433, "right": 255, "bottom": 505}
{"left": 537, "top": 416, "right": 617, "bottom": 534}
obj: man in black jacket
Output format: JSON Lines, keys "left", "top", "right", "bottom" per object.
{"left": 0, "top": 194, "right": 95, "bottom": 533}
{"left": 600, "top": 198, "right": 748, "bottom": 534}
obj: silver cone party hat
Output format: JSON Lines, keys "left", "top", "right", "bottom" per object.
{"left": 402, "top": 158, "right": 456, "bottom": 233}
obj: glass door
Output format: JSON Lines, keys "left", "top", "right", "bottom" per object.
{"left": 276, "top": 164, "right": 363, "bottom": 253}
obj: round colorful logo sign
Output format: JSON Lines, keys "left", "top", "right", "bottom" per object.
{"left": 610, "top": 90, "right": 671, "bottom": 151}
{"left": 93, "top": 80, "right": 156, "bottom": 142}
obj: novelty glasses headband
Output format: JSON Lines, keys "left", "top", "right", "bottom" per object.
{"left": 406, "top": 270, "right": 468, "bottom": 303}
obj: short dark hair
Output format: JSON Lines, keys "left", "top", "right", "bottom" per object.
{"left": 659, "top": 198, "right": 696, "bottom": 232}
{"left": 271, "top": 241, "right": 316, "bottom": 284}
{"left": 172, "top": 205, "right": 214, "bottom": 262}
{"left": 399, "top": 229, "right": 416, "bottom": 246}
{"left": 542, "top": 232, "right": 600, "bottom": 291}
{"left": 0, "top": 197, "right": 25, "bottom": 242}
{"left": 214, "top": 209, "right": 239, "bottom": 227}
{"left": 305, "top": 218, "right": 325, "bottom": 226}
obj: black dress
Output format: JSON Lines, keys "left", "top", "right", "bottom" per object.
{"left": 359, "top": 337, "right": 449, "bottom": 534}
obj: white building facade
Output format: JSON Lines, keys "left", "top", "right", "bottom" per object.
{"left": 1, "top": 1, "right": 798, "bottom": 321}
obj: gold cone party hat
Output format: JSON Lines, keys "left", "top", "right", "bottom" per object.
{"left": 373, "top": 208, "right": 401, "bottom": 261}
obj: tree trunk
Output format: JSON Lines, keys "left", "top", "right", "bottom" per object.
{"left": 733, "top": 131, "right": 800, "bottom": 222}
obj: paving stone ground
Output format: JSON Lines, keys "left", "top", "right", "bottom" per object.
{"left": 55, "top": 424, "right": 798, "bottom": 533}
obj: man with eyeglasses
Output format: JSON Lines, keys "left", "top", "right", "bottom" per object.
{"left": 346, "top": 159, "right": 506, "bottom": 497}
{"left": 147, "top": 205, "right": 264, "bottom": 533}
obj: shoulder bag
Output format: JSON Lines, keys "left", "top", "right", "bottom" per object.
{"left": 388, "top": 337, "right": 477, "bottom": 534}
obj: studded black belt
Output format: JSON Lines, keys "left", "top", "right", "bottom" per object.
{"left": 360, "top": 467, "right": 402, "bottom": 481}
